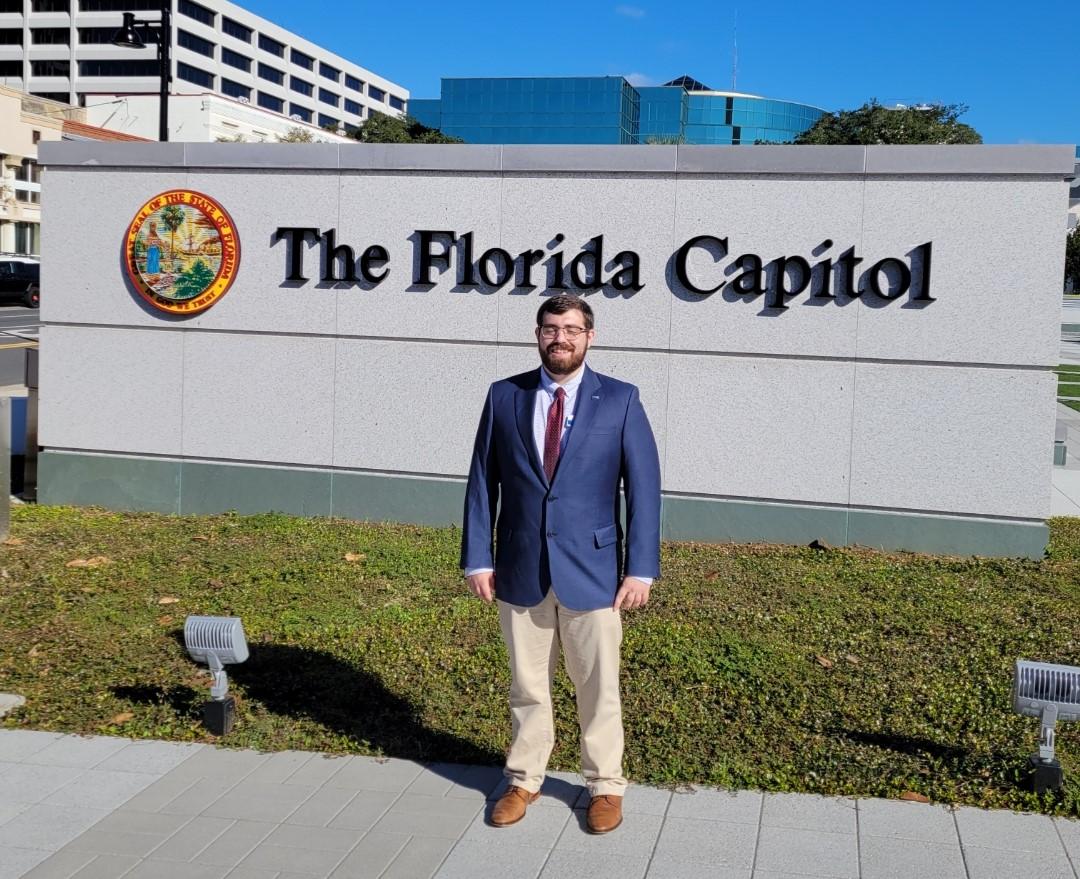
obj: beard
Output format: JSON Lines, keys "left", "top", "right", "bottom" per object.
{"left": 539, "top": 341, "right": 587, "bottom": 376}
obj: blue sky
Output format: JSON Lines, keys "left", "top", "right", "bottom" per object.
{"left": 248, "top": 0, "right": 1077, "bottom": 144}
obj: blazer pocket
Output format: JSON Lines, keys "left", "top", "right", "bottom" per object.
{"left": 593, "top": 525, "right": 617, "bottom": 548}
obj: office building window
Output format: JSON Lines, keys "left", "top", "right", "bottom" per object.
{"left": 31, "top": 28, "right": 69, "bottom": 45}
{"left": 318, "top": 113, "right": 338, "bottom": 130}
{"left": 318, "top": 87, "right": 337, "bottom": 106}
{"left": 221, "top": 47, "right": 250, "bottom": 72}
{"left": 79, "top": 59, "right": 157, "bottom": 76}
{"left": 31, "top": 0, "right": 68, "bottom": 11}
{"left": 319, "top": 62, "right": 339, "bottom": 81}
{"left": 258, "top": 62, "right": 283, "bottom": 85}
{"left": 344, "top": 98, "right": 360, "bottom": 115}
{"left": 78, "top": 26, "right": 120, "bottom": 43}
{"left": 289, "top": 103, "right": 311, "bottom": 123}
{"left": 345, "top": 74, "right": 362, "bottom": 92}
{"left": 221, "top": 78, "right": 250, "bottom": 101}
{"left": 79, "top": 0, "right": 157, "bottom": 8}
{"left": 290, "top": 76, "right": 312, "bottom": 96}
{"left": 389, "top": 95, "right": 405, "bottom": 112}
{"left": 257, "top": 91, "right": 283, "bottom": 113}
{"left": 258, "top": 33, "right": 284, "bottom": 57}
{"left": 221, "top": 17, "right": 252, "bottom": 43}
{"left": 0, "top": 29, "right": 22, "bottom": 45}
{"left": 178, "top": 29, "right": 214, "bottom": 58}
{"left": 31, "top": 59, "right": 70, "bottom": 77}
{"left": 368, "top": 85, "right": 384, "bottom": 102}
{"left": 177, "top": 61, "right": 213, "bottom": 88}
{"left": 14, "top": 223, "right": 39, "bottom": 257}
{"left": 30, "top": 93, "right": 67, "bottom": 104}
{"left": 178, "top": 0, "right": 214, "bottom": 26}
{"left": 0, "top": 60, "right": 20, "bottom": 77}
{"left": 0, "top": 0, "right": 20, "bottom": 10}
{"left": 291, "top": 48, "right": 314, "bottom": 70}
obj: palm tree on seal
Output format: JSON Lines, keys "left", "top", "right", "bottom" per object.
{"left": 159, "top": 205, "right": 185, "bottom": 273}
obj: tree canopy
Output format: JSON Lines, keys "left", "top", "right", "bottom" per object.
{"left": 349, "top": 111, "right": 463, "bottom": 144}
{"left": 1066, "top": 224, "right": 1080, "bottom": 293}
{"left": 795, "top": 100, "right": 982, "bottom": 145}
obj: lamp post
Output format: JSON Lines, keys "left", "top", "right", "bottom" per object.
{"left": 111, "top": 1, "right": 172, "bottom": 142}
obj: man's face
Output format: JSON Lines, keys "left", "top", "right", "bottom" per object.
{"left": 536, "top": 308, "right": 595, "bottom": 376}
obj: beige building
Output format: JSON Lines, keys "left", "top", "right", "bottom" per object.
{"left": 0, "top": 85, "right": 65, "bottom": 256}
{"left": 0, "top": 84, "right": 144, "bottom": 257}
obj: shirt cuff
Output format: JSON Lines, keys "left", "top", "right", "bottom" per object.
{"left": 464, "top": 567, "right": 494, "bottom": 577}
{"left": 627, "top": 576, "right": 653, "bottom": 586}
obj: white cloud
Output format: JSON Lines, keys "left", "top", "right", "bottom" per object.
{"left": 615, "top": 5, "right": 646, "bottom": 18}
{"left": 624, "top": 73, "right": 657, "bottom": 87}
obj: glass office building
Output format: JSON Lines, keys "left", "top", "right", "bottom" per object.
{"left": 411, "top": 75, "right": 825, "bottom": 145}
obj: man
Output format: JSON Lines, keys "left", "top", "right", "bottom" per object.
{"left": 461, "top": 294, "right": 661, "bottom": 834}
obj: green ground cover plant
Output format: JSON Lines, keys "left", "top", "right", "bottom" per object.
{"left": 1058, "top": 383, "right": 1080, "bottom": 398}
{"left": 2, "top": 507, "right": 1079, "bottom": 815}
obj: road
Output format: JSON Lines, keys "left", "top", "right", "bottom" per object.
{"left": 0, "top": 304, "right": 39, "bottom": 387}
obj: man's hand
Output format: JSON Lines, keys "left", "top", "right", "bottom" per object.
{"left": 614, "top": 577, "right": 650, "bottom": 611}
{"left": 467, "top": 571, "right": 495, "bottom": 603}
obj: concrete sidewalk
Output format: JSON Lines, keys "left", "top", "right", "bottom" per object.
{"left": 1, "top": 731, "right": 1078, "bottom": 879}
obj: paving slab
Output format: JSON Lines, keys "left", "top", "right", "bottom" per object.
{"left": 859, "top": 834, "right": 966, "bottom": 879}
{"left": 21, "top": 736, "right": 129, "bottom": 770}
{"left": 954, "top": 804, "right": 1064, "bottom": 851}
{"left": 753, "top": 825, "right": 859, "bottom": 878}
{"left": 540, "top": 848, "right": 650, "bottom": 878}
{"left": 666, "top": 787, "right": 762, "bottom": 824}
{"left": 962, "top": 844, "right": 1076, "bottom": 879}
{"left": 761, "top": 792, "right": 858, "bottom": 834}
{"left": 856, "top": 797, "right": 959, "bottom": 844}
{"left": 651, "top": 815, "right": 757, "bottom": 869}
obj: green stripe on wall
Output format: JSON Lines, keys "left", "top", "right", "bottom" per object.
{"left": 39, "top": 451, "right": 1048, "bottom": 559}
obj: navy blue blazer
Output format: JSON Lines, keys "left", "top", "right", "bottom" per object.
{"left": 461, "top": 365, "right": 661, "bottom": 611}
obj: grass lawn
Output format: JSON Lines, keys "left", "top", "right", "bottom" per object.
{"left": 2, "top": 506, "right": 1080, "bottom": 815}
{"left": 1059, "top": 384, "right": 1080, "bottom": 398}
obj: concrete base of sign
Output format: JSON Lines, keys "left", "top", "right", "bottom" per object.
{"left": 39, "top": 450, "right": 1049, "bottom": 559}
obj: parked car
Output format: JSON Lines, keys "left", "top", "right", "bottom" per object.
{"left": 0, "top": 258, "right": 39, "bottom": 308}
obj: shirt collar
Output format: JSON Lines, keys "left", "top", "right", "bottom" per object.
{"left": 540, "top": 363, "right": 586, "bottom": 397}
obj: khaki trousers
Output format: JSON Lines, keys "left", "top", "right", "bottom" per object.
{"left": 497, "top": 589, "right": 626, "bottom": 797}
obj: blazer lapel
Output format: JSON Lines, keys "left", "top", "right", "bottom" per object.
{"left": 515, "top": 369, "right": 548, "bottom": 486}
{"left": 552, "top": 365, "right": 601, "bottom": 483}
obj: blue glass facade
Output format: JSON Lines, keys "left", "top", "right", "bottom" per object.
{"left": 412, "top": 76, "right": 824, "bottom": 145}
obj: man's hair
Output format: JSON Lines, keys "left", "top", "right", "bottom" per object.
{"left": 536, "top": 294, "right": 594, "bottom": 330}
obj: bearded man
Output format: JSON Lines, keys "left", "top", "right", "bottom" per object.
{"left": 461, "top": 294, "right": 661, "bottom": 833}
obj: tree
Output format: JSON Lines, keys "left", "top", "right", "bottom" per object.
{"left": 794, "top": 100, "right": 982, "bottom": 145}
{"left": 1066, "top": 225, "right": 1080, "bottom": 293}
{"left": 172, "top": 259, "right": 215, "bottom": 299}
{"left": 277, "top": 127, "right": 316, "bottom": 143}
{"left": 159, "top": 205, "right": 185, "bottom": 271}
{"left": 349, "top": 111, "right": 463, "bottom": 144}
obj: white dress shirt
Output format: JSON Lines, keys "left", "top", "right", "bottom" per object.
{"left": 465, "top": 363, "right": 652, "bottom": 588}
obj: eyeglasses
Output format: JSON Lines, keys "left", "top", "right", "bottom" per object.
{"left": 538, "top": 325, "right": 588, "bottom": 340}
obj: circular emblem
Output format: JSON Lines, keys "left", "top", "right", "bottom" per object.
{"left": 125, "top": 190, "right": 239, "bottom": 315}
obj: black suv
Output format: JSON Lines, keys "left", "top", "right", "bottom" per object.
{"left": 0, "top": 259, "right": 39, "bottom": 308}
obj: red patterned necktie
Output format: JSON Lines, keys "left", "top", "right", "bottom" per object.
{"left": 543, "top": 387, "right": 566, "bottom": 482}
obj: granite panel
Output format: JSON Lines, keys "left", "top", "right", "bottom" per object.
{"left": 180, "top": 170, "right": 340, "bottom": 335}
{"left": 40, "top": 169, "right": 190, "bottom": 329}
{"left": 670, "top": 175, "right": 865, "bottom": 358}
{"left": 333, "top": 339, "right": 497, "bottom": 475}
{"left": 663, "top": 354, "right": 855, "bottom": 504}
{"left": 182, "top": 333, "right": 336, "bottom": 466}
{"left": 857, "top": 177, "right": 1065, "bottom": 365}
{"left": 496, "top": 173, "right": 677, "bottom": 351}
{"left": 38, "top": 452, "right": 180, "bottom": 514}
{"left": 180, "top": 461, "right": 332, "bottom": 516}
{"left": 848, "top": 363, "right": 1055, "bottom": 519}
{"left": 334, "top": 172, "right": 503, "bottom": 341}
{"left": 39, "top": 326, "right": 183, "bottom": 456}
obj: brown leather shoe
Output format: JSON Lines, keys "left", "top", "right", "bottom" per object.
{"left": 586, "top": 794, "right": 623, "bottom": 834}
{"left": 490, "top": 785, "right": 541, "bottom": 827}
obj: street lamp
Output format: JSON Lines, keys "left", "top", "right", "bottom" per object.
{"left": 111, "top": 2, "right": 172, "bottom": 142}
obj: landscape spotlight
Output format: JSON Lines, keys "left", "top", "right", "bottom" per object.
{"left": 1012, "top": 659, "right": 1080, "bottom": 793}
{"left": 184, "top": 615, "right": 249, "bottom": 735}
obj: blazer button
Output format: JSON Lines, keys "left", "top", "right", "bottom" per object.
{"left": 547, "top": 531, "right": 557, "bottom": 538}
